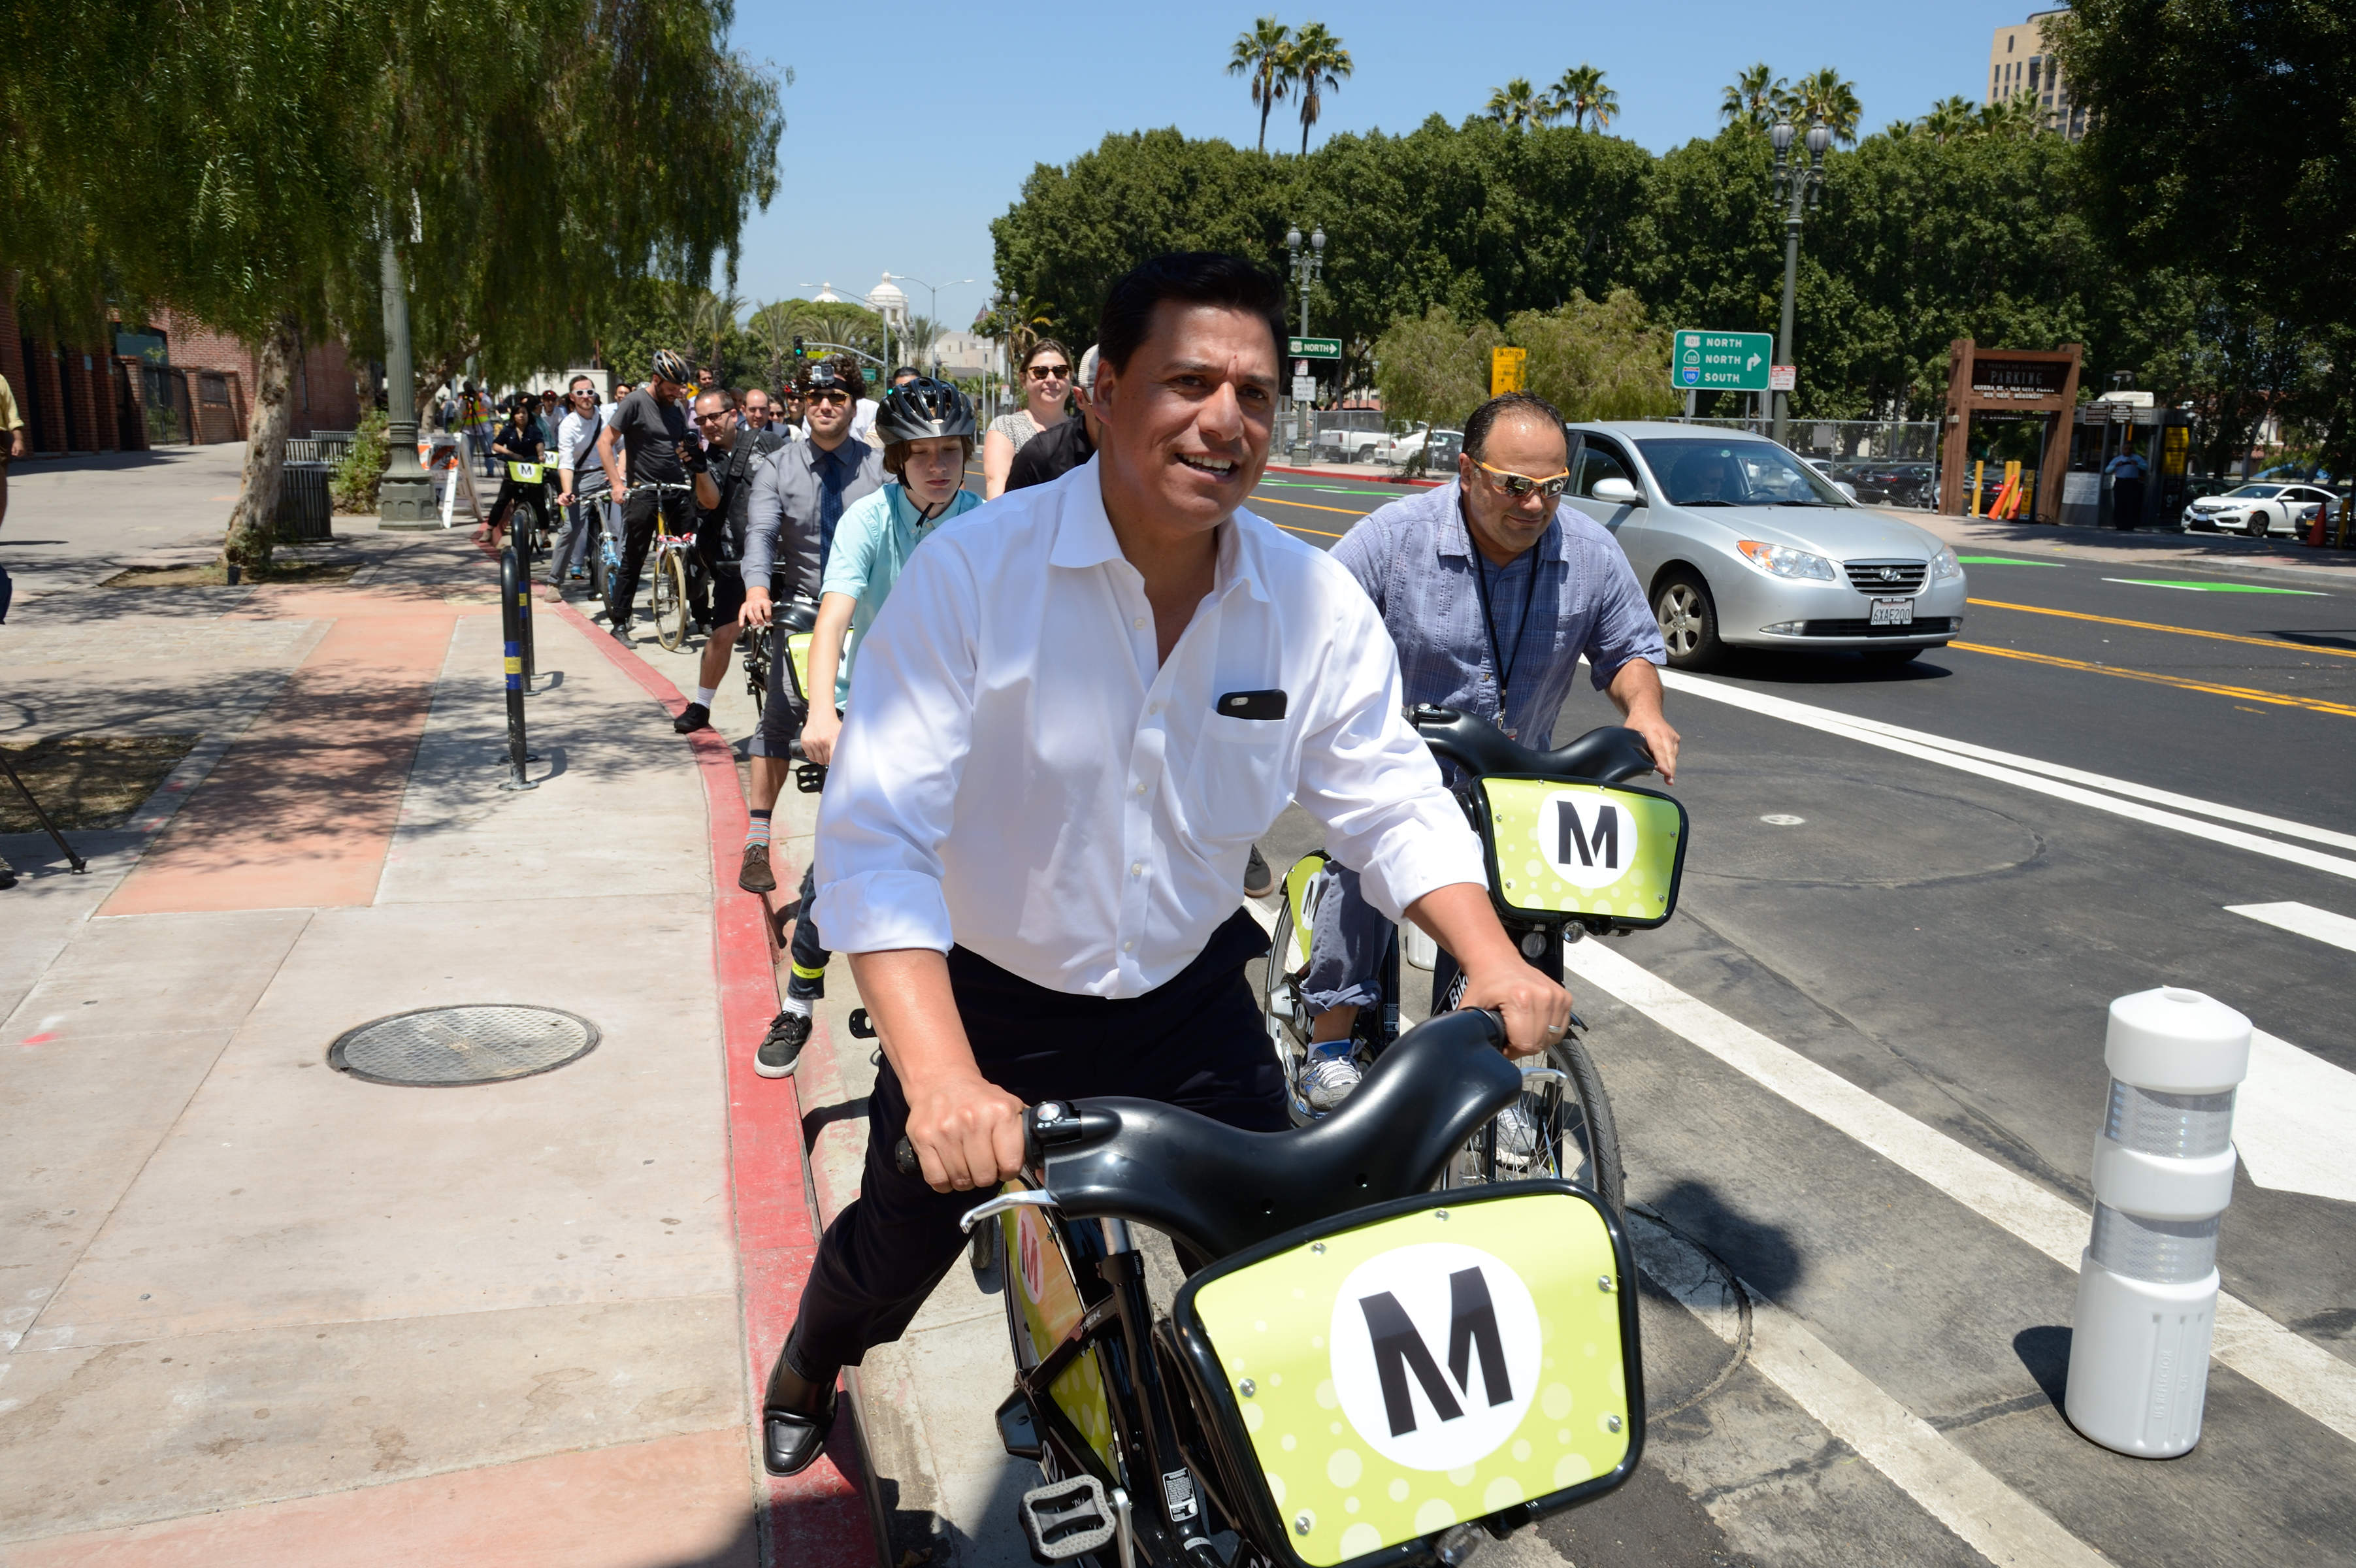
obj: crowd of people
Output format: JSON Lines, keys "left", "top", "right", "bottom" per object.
{"left": 483, "top": 253, "right": 1679, "bottom": 1481}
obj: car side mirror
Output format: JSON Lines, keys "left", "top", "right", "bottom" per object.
{"left": 1592, "top": 476, "right": 1643, "bottom": 506}
{"left": 1836, "top": 482, "right": 1858, "bottom": 502}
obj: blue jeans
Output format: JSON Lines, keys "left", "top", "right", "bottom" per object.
{"left": 1300, "top": 860, "right": 1392, "bottom": 1017}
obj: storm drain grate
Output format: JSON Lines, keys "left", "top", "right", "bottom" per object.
{"left": 328, "top": 1005, "right": 599, "bottom": 1086}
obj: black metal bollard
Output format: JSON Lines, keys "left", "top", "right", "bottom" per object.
{"left": 504, "top": 538, "right": 536, "bottom": 681}
{"left": 498, "top": 546, "right": 536, "bottom": 792}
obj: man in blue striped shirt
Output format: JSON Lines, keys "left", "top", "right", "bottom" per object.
{"left": 1298, "top": 391, "right": 1679, "bottom": 1107}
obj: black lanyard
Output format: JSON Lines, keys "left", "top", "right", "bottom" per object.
{"left": 1469, "top": 546, "right": 1537, "bottom": 733}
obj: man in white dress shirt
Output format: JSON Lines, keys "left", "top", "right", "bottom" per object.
{"left": 760, "top": 253, "right": 1573, "bottom": 1476}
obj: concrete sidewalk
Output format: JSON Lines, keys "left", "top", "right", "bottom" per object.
{"left": 0, "top": 476, "right": 862, "bottom": 1565}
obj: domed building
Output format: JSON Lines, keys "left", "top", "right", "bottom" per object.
{"left": 865, "top": 274, "right": 908, "bottom": 332}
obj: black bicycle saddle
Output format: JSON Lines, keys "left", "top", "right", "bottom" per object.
{"left": 1031, "top": 1008, "right": 1524, "bottom": 1260}
{"left": 1410, "top": 704, "right": 1656, "bottom": 785}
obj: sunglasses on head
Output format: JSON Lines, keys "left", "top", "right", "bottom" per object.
{"left": 1028, "top": 363, "right": 1070, "bottom": 380}
{"left": 1473, "top": 458, "right": 1571, "bottom": 502}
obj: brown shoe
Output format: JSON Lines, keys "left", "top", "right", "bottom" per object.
{"left": 738, "top": 841, "right": 777, "bottom": 894}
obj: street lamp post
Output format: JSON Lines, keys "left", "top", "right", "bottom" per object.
{"left": 1284, "top": 221, "right": 1326, "bottom": 464}
{"left": 1769, "top": 117, "right": 1830, "bottom": 449}
{"left": 894, "top": 274, "right": 976, "bottom": 376}
{"left": 376, "top": 221, "right": 436, "bottom": 525}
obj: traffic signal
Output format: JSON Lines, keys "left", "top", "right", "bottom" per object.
{"left": 793, "top": 335, "right": 804, "bottom": 360}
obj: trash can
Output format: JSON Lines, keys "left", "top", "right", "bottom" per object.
{"left": 276, "top": 460, "right": 335, "bottom": 542}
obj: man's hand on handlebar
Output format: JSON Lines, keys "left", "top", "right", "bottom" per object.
{"left": 742, "top": 584, "right": 773, "bottom": 629}
{"left": 1454, "top": 962, "right": 1573, "bottom": 1059}
{"left": 1625, "top": 711, "right": 1680, "bottom": 785}
{"left": 800, "top": 705, "right": 842, "bottom": 766}
{"left": 903, "top": 1071, "right": 1028, "bottom": 1193}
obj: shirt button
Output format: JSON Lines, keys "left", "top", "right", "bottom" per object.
{"left": 1135, "top": 782, "right": 1147, "bottom": 795}
{"left": 1132, "top": 616, "right": 1147, "bottom": 630}
{"left": 1148, "top": 704, "right": 1160, "bottom": 716}
{"left": 1122, "top": 940, "right": 1134, "bottom": 953}
{"left": 1130, "top": 862, "right": 1144, "bottom": 876}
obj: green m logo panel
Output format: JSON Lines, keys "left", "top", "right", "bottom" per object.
{"left": 1474, "top": 777, "right": 1687, "bottom": 928}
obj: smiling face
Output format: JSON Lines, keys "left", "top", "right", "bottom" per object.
{"left": 805, "top": 386, "right": 855, "bottom": 444}
{"left": 1023, "top": 349, "right": 1072, "bottom": 418}
{"left": 1093, "top": 302, "right": 1279, "bottom": 541}
{"left": 1457, "top": 412, "right": 1569, "bottom": 565}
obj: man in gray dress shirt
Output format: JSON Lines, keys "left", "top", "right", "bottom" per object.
{"left": 736, "top": 357, "right": 885, "bottom": 895}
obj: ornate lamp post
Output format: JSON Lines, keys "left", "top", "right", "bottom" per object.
{"left": 1769, "top": 117, "right": 1830, "bottom": 448}
{"left": 894, "top": 274, "right": 975, "bottom": 376}
{"left": 1284, "top": 222, "right": 1326, "bottom": 463}
{"left": 376, "top": 219, "right": 436, "bottom": 525}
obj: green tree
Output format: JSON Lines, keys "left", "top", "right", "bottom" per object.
{"left": 1289, "top": 22, "right": 1352, "bottom": 155}
{"left": 1226, "top": 16, "right": 1293, "bottom": 154}
{"left": 1486, "top": 78, "right": 1544, "bottom": 131}
{"left": 1548, "top": 65, "right": 1619, "bottom": 133}
{"left": 1506, "top": 289, "right": 1679, "bottom": 421}
{"left": 0, "top": 0, "right": 782, "bottom": 574}
{"left": 1720, "top": 64, "right": 1782, "bottom": 131}
{"left": 1371, "top": 305, "right": 1501, "bottom": 434}
{"left": 1790, "top": 67, "right": 1863, "bottom": 145}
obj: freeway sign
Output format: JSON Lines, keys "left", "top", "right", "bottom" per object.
{"left": 1673, "top": 329, "right": 1773, "bottom": 392}
{"left": 1289, "top": 336, "right": 1341, "bottom": 359}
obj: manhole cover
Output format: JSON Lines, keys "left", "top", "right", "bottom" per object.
{"left": 328, "top": 1005, "right": 599, "bottom": 1086}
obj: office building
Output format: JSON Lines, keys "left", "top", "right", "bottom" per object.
{"left": 1988, "top": 9, "right": 2087, "bottom": 141}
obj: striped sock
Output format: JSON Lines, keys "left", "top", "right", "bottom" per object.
{"left": 745, "top": 809, "right": 772, "bottom": 851}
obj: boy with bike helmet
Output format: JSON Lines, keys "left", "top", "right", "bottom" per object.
{"left": 752, "top": 378, "right": 982, "bottom": 1079}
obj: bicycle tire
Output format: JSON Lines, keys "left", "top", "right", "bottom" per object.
{"left": 1448, "top": 1033, "right": 1624, "bottom": 1215}
{"left": 653, "top": 548, "right": 689, "bottom": 651}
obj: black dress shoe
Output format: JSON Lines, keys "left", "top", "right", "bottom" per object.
{"left": 673, "top": 702, "right": 712, "bottom": 734}
{"left": 762, "top": 1344, "right": 840, "bottom": 1477}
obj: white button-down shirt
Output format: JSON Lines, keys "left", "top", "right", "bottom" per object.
{"left": 810, "top": 457, "right": 1486, "bottom": 998}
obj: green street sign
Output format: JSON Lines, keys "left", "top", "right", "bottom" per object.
{"left": 1673, "top": 329, "right": 1773, "bottom": 392}
{"left": 1288, "top": 336, "right": 1341, "bottom": 360}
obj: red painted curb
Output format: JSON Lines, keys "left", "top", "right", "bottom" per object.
{"left": 540, "top": 594, "right": 875, "bottom": 1568}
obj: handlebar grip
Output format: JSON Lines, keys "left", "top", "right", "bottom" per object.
{"left": 894, "top": 1136, "right": 919, "bottom": 1177}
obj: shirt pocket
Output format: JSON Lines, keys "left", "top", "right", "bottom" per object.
{"left": 1183, "top": 713, "right": 1291, "bottom": 846}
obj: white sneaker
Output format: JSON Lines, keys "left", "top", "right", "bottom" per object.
{"left": 1303, "top": 1051, "right": 1363, "bottom": 1111}
{"left": 1492, "top": 1102, "right": 1543, "bottom": 1169}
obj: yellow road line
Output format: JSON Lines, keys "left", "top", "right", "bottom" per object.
{"left": 1967, "top": 598, "right": 2356, "bottom": 660}
{"left": 1271, "top": 520, "right": 1345, "bottom": 539}
{"left": 1252, "top": 494, "right": 1372, "bottom": 519}
{"left": 1951, "top": 642, "right": 2356, "bottom": 718}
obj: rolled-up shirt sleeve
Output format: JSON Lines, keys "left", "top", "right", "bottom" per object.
{"left": 1584, "top": 540, "right": 1668, "bottom": 688}
{"left": 808, "top": 539, "right": 979, "bottom": 955}
{"left": 1292, "top": 582, "right": 1487, "bottom": 923}
{"left": 741, "top": 449, "right": 785, "bottom": 584}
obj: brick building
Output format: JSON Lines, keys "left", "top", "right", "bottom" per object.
{"left": 1, "top": 276, "right": 365, "bottom": 457}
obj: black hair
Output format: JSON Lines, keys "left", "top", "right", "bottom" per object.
{"left": 796, "top": 355, "right": 867, "bottom": 402}
{"left": 890, "top": 365, "right": 921, "bottom": 382}
{"left": 1095, "top": 253, "right": 1286, "bottom": 376}
{"left": 1463, "top": 390, "right": 1570, "bottom": 465}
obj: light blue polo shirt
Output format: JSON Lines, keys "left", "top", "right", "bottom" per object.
{"left": 818, "top": 483, "right": 983, "bottom": 706}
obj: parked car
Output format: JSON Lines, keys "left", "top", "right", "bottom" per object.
{"left": 1368, "top": 421, "right": 1433, "bottom": 465}
{"left": 2181, "top": 482, "right": 2337, "bottom": 537}
{"left": 1311, "top": 408, "right": 1389, "bottom": 463}
{"left": 1563, "top": 421, "right": 1968, "bottom": 670}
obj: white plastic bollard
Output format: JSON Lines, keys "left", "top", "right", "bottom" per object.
{"left": 2063, "top": 986, "right": 2250, "bottom": 1458}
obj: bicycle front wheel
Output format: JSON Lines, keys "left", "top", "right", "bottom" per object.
{"left": 1450, "top": 1033, "right": 1624, "bottom": 1215}
{"left": 653, "top": 549, "right": 689, "bottom": 651}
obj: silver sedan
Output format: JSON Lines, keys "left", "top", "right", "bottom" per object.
{"left": 1563, "top": 421, "right": 1969, "bottom": 670}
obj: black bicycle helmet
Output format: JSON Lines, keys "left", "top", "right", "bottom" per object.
{"left": 874, "top": 378, "right": 977, "bottom": 445}
{"left": 651, "top": 348, "right": 693, "bottom": 385}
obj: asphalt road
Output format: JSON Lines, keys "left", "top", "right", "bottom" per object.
{"left": 1242, "top": 467, "right": 2356, "bottom": 1567}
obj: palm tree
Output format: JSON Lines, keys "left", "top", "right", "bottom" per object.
{"left": 1792, "top": 66, "right": 1863, "bottom": 145}
{"left": 1918, "top": 94, "right": 1978, "bottom": 145}
{"left": 1548, "top": 63, "right": 1618, "bottom": 132}
{"left": 1226, "top": 17, "right": 1292, "bottom": 154}
{"left": 687, "top": 287, "right": 746, "bottom": 376}
{"left": 1289, "top": 22, "right": 1352, "bottom": 155}
{"left": 1486, "top": 77, "right": 1542, "bottom": 131}
{"left": 1720, "top": 62, "right": 1781, "bottom": 129}
{"left": 1976, "top": 89, "right": 2046, "bottom": 139}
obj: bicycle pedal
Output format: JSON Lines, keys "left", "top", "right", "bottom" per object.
{"left": 847, "top": 1008, "right": 877, "bottom": 1039}
{"left": 1017, "top": 1475, "right": 1115, "bottom": 1563}
{"left": 793, "top": 762, "right": 826, "bottom": 794}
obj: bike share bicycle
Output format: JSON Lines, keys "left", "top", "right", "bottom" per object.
{"left": 891, "top": 1001, "right": 1646, "bottom": 1568}
{"left": 1260, "top": 710, "right": 1688, "bottom": 1216}
{"left": 604, "top": 479, "right": 698, "bottom": 636}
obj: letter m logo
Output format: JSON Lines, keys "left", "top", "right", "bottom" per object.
{"left": 1558, "top": 799, "right": 1620, "bottom": 869}
{"left": 1356, "top": 1267, "right": 1516, "bottom": 1437}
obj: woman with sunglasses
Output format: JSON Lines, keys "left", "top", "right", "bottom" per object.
{"left": 981, "top": 338, "right": 1075, "bottom": 499}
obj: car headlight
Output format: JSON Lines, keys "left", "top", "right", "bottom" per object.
{"left": 1927, "top": 546, "right": 1963, "bottom": 582}
{"left": 1736, "top": 540, "right": 1837, "bottom": 580}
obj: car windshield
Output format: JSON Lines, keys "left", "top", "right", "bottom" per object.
{"left": 2227, "top": 485, "right": 2283, "bottom": 498}
{"left": 1635, "top": 438, "right": 1850, "bottom": 508}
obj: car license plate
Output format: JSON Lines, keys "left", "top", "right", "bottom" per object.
{"left": 1870, "top": 597, "right": 1914, "bottom": 627}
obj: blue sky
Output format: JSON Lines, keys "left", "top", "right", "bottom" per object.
{"left": 725, "top": 1, "right": 2042, "bottom": 323}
